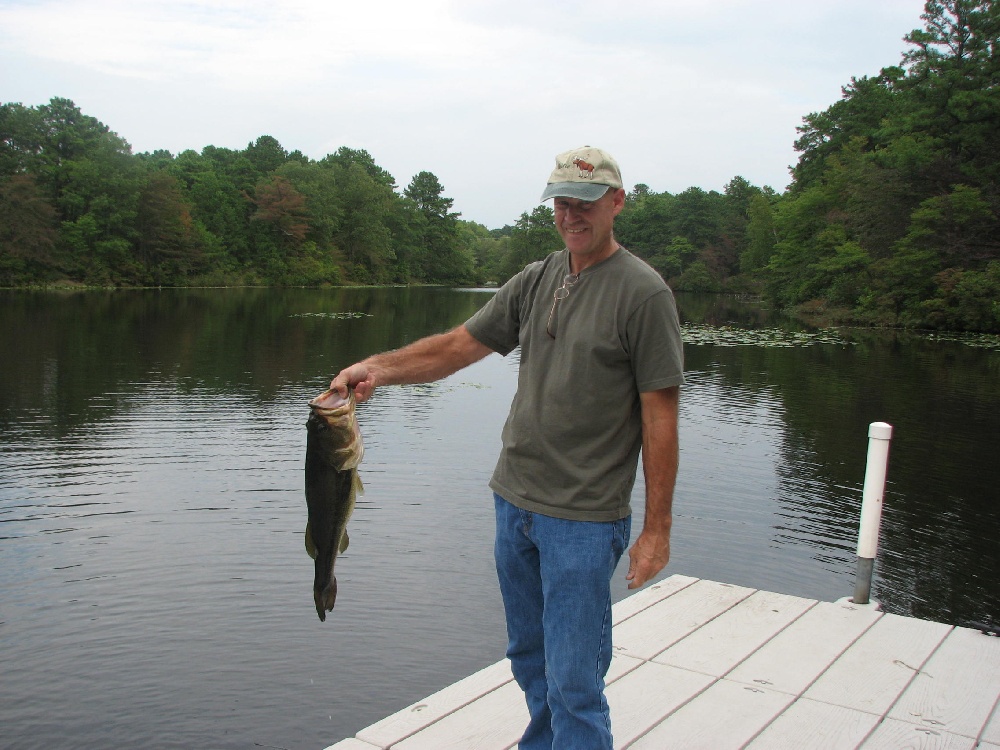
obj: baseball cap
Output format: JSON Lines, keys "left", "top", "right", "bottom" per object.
{"left": 540, "top": 146, "right": 623, "bottom": 202}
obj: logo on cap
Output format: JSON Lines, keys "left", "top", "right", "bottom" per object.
{"left": 572, "top": 158, "right": 596, "bottom": 179}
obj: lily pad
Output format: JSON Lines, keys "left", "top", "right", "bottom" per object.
{"left": 290, "top": 312, "right": 373, "bottom": 319}
{"left": 681, "top": 324, "right": 853, "bottom": 348}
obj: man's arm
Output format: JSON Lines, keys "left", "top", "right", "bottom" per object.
{"left": 626, "top": 386, "right": 680, "bottom": 589}
{"left": 331, "top": 324, "right": 493, "bottom": 402}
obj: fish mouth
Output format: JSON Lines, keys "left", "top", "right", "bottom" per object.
{"left": 309, "top": 389, "right": 352, "bottom": 415}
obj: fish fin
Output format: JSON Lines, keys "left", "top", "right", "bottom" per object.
{"left": 315, "top": 577, "right": 337, "bottom": 621}
{"left": 339, "top": 531, "right": 350, "bottom": 553}
{"left": 305, "top": 522, "right": 317, "bottom": 560}
{"left": 353, "top": 472, "right": 364, "bottom": 497}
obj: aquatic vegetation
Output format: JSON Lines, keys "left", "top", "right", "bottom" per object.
{"left": 920, "top": 332, "right": 1000, "bottom": 352}
{"left": 290, "top": 311, "right": 373, "bottom": 319}
{"left": 682, "top": 324, "right": 853, "bottom": 348}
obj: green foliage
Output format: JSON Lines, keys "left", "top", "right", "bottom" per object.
{"left": 767, "top": 0, "right": 1000, "bottom": 331}
{"left": 742, "top": 192, "right": 777, "bottom": 272}
{"left": 403, "top": 171, "right": 474, "bottom": 285}
{"left": 135, "top": 171, "right": 205, "bottom": 283}
{"left": 500, "top": 206, "right": 560, "bottom": 282}
{"left": 919, "top": 261, "right": 1000, "bottom": 330}
{"left": 676, "top": 260, "right": 721, "bottom": 293}
{"left": 4, "top": 5, "right": 1000, "bottom": 338}
{"left": 0, "top": 174, "right": 59, "bottom": 284}
{"left": 0, "top": 98, "right": 490, "bottom": 288}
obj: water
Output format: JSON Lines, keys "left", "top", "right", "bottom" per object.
{"left": 1, "top": 288, "right": 997, "bottom": 749}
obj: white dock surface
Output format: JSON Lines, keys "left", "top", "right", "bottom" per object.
{"left": 325, "top": 575, "right": 1000, "bottom": 749}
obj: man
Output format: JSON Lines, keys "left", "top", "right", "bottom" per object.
{"left": 330, "top": 146, "right": 683, "bottom": 749}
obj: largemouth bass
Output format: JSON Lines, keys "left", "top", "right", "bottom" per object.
{"left": 305, "top": 389, "right": 364, "bottom": 621}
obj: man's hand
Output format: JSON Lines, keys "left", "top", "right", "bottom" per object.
{"left": 331, "top": 363, "right": 379, "bottom": 403}
{"left": 625, "top": 526, "right": 671, "bottom": 589}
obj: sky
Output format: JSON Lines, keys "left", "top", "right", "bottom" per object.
{"left": 1, "top": 0, "right": 928, "bottom": 229}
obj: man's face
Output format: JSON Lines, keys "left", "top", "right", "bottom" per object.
{"left": 553, "top": 188, "right": 625, "bottom": 267}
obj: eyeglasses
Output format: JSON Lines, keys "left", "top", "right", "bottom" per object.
{"left": 546, "top": 273, "right": 580, "bottom": 339}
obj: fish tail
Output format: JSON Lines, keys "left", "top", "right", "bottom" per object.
{"left": 314, "top": 577, "right": 337, "bottom": 622}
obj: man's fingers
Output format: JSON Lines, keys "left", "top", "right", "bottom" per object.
{"left": 625, "top": 534, "right": 670, "bottom": 590}
{"left": 330, "top": 365, "right": 372, "bottom": 401}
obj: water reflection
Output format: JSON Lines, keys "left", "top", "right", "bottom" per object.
{"left": 0, "top": 288, "right": 998, "bottom": 750}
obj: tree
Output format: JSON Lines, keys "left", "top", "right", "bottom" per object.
{"left": 0, "top": 102, "right": 43, "bottom": 177}
{"left": 330, "top": 161, "right": 396, "bottom": 282}
{"left": 135, "top": 171, "right": 204, "bottom": 283}
{"left": 20, "top": 98, "right": 144, "bottom": 283}
{"left": 0, "top": 174, "right": 59, "bottom": 284}
{"left": 277, "top": 159, "right": 344, "bottom": 256}
{"left": 792, "top": 69, "right": 904, "bottom": 189}
{"left": 898, "top": 0, "right": 1000, "bottom": 185}
{"left": 403, "top": 171, "right": 473, "bottom": 283}
{"left": 244, "top": 135, "right": 288, "bottom": 175}
{"left": 251, "top": 174, "right": 309, "bottom": 244}
{"left": 741, "top": 191, "right": 778, "bottom": 272}
{"left": 501, "top": 206, "right": 560, "bottom": 282}
{"left": 326, "top": 147, "right": 397, "bottom": 189}
{"left": 616, "top": 190, "right": 676, "bottom": 258}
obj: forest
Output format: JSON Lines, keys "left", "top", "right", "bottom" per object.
{"left": 1, "top": 0, "right": 998, "bottom": 332}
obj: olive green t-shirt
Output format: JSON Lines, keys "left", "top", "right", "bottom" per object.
{"left": 465, "top": 247, "right": 684, "bottom": 521}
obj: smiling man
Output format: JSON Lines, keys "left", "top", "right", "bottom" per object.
{"left": 544, "top": 147, "right": 627, "bottom": 272}
{"left": 330, "top": 146, "right": 684, "bottom": 749}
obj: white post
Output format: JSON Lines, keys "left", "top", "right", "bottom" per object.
{"left": 853, "top": 422, "right": 893, "bottom": 605}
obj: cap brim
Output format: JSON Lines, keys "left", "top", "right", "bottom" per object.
{"left": 540, "top": 182, "right": 611, "bottom": 202}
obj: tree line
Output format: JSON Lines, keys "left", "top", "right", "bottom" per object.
{"left": 0, "top": 102, "right": 482, "bottom": 288}
{"left": 1, "top": 1, "right": 998, "bottom": 332}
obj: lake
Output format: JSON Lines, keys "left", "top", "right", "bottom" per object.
{"left": 1, "top": 287, "right": 997, "bottom": 750}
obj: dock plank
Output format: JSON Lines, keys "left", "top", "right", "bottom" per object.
{"left": 628, "top": 679, "right": 794, "bottom": 749}
{"left": 392, "top": 681, "right": 526, "bottom": 750}
{"left": 613, "top": 579, "right": 755, "bottom": 661}
{"left": 323, "top": 739, "right": 380, "bottom": 750}
{"left": 611, "top": 574, "right": 698, "bottom": 625}
{"left": 606, "top": 652, "right": 645, "bottom": 685}
{"left": 604, "top": 661, "right": 715, "bottom": 744}
{"left": 653, "top": 589, "right": 815, "bottom": 677}
{"left": 355, "top": 659, "right": 514, "bottom": 748}
{"left": 859, "top": 717, "right": 977, "bottom": 749}
{"left": 888, "top": 625, "right": 1000, "bottom": 738}
{"left": 727, "top": 599, "right": 883, "bottom": 695}
{"left": 743, "top": 697, "right": 880, "bottom": 749}
{"left": 803, "top": 613, "right": 952, "bottom": 715}
{"left": 983, "top": 703, "right": 1000, "bottom": 745}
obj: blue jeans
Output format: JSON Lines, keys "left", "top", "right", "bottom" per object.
{"left": 493, "top": 493, "right": 630, "bottom": 750}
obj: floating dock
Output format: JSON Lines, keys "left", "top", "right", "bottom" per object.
{"left": 325, "top": 575, "right": 1000, "bottom": 749}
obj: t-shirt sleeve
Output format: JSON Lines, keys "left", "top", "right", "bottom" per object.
{"left": 626, "top": 287, "right": 685, "bottom": 392}
{"left": 464, "top": 275, "right": 523, "bottom": 356}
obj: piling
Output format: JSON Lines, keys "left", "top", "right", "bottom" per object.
{"left": 853, "top": 421, "right": 893, "bottom": 605}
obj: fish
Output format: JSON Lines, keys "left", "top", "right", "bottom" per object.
{"left": 304, "top": 388, "right": 364, "bottom": 621}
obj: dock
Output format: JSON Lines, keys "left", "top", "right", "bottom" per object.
{"left": 325, "top": 575, "right": 1000, "bottom": 749}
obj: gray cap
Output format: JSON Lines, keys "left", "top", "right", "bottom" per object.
{"left": 540, "top": 146, "right": 623, "bottom": 202}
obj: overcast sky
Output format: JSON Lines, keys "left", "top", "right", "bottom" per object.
{"left": 1, "top": 0, "right": 927, "bottom": 228}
